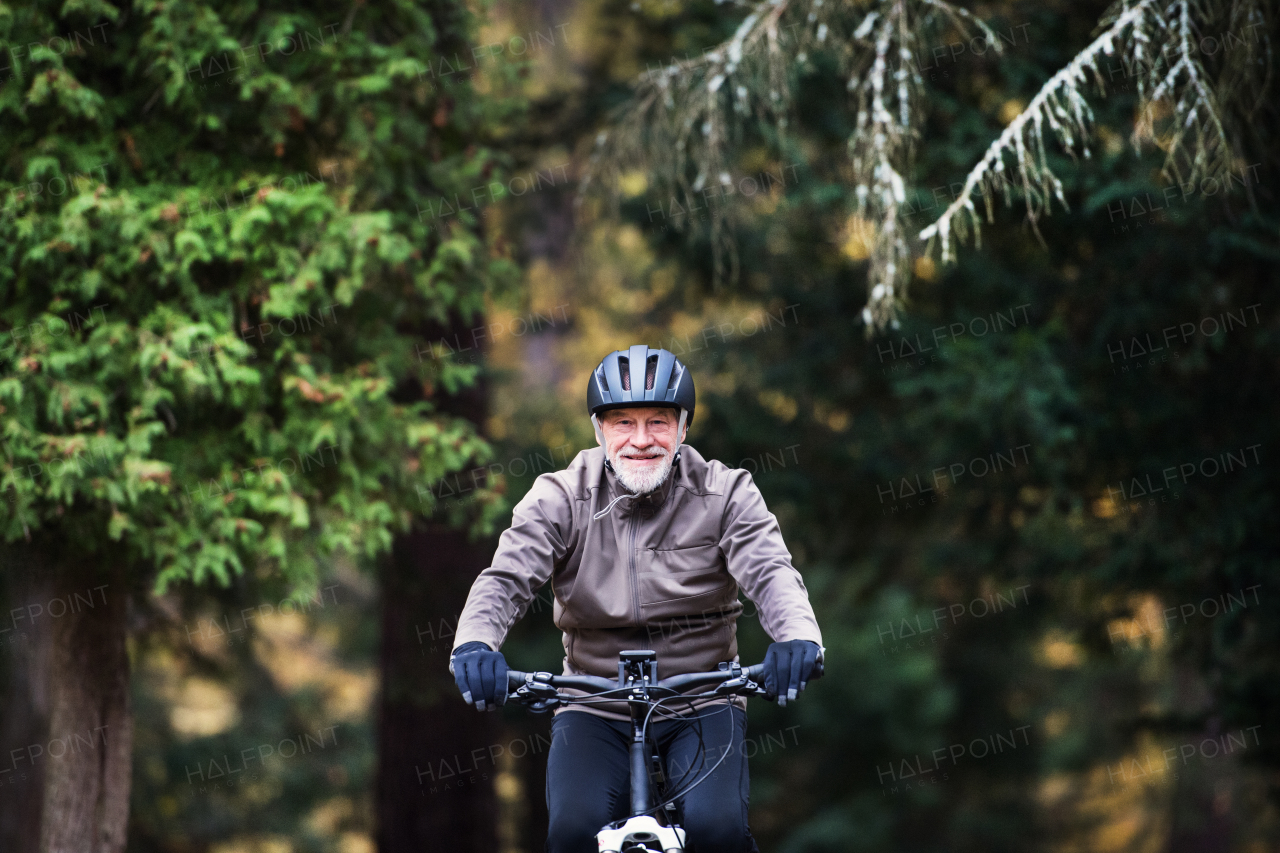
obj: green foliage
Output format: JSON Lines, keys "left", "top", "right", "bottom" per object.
{"left": 490, "top": 0, "right": 1280, "bottom": 849}
{"left": 0, "top": 0, "right": 521, "bottom": 591}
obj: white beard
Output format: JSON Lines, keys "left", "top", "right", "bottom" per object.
{"left": 610, "top": 445, "right": 675, "bottom": 495}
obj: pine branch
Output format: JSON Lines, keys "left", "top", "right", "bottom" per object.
{"left": 584, "top": 0, "right": 1268, "bottom": 330}
{"left": 919, "top": 0, "right": 1156, "bottom": 261}
{"left": 920, "top": 0, "right": 1259, "bottom": 266}
{"left": 583, "top": 0, "right": 997, "bottom": 331}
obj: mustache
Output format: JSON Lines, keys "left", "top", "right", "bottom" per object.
{"left": 618, "top": 447, "right": 669, "bottom": 458}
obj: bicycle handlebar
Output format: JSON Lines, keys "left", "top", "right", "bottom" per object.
{"left": 505, "top": 663, "right": 767, "bottom": 693}
{"left": 504, "top": 660, "right": 819, "bottom": 710}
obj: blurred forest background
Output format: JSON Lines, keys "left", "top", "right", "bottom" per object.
{"left": 2, "top": 0, "right": 1278, "bottom": 852}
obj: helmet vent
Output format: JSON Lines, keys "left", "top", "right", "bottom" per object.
{"left": 618, "top": 356, "right": 659, "bottom": 392}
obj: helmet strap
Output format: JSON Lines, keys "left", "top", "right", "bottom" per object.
{"left": 592, "top": 414, "right": 615, "bottom": 473}
{"left": 591, "top": 413, "right": 605, "bottom": 447}
{"left": 672, "top": 408, "right": 688, "bottom": 466}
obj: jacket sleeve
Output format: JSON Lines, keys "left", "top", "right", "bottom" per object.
{"left": 719, "top": 471, "right": 823, "bottom": 647}
{"left": 450, "top": 473, "right": 572, "bottom": 653}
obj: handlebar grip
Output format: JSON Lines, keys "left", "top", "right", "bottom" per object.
{"left": 507, "top": 670, "right": 528, "bottom": 689}
{"left": 742, "top": 659, "right": 824, "bottom": 683}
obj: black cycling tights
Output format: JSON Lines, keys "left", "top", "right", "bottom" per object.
{"left": 545, "top": 704, "right": 760, "bottom": 853}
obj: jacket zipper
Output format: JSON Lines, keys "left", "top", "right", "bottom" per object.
{"left": 628, "top": 509, "right": 640, "bottom": 625}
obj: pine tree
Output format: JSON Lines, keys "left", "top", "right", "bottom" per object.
{"left": 0, "top": 0, "right": 517, "bottom": 847}
{"left": 585, "top": 0, "right": 1272, "bottom": 328}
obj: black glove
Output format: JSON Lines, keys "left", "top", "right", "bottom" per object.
{"left": 762, "top": 640, "right": 822, "bottom": 707}
{"left": 450, "top": 641, "right": 509, "bottom": 711}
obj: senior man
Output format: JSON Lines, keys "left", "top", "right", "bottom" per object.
{"left": 449, "top": 344, "right": 824, "bottom": 853}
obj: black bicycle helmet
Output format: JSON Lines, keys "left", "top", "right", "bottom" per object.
{"left": 587, "top": 345, "right": 695, "bottom": 426}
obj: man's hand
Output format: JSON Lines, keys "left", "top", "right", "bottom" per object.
{"left": 762, "top": 640, "right": 822, "bottom": 708}
{"left": 450, "top": 641, "right": 509, "bottom": 711}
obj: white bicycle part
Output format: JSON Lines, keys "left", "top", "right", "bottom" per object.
{"left": 595, "top": 815, "right": 687, "bottom": 852}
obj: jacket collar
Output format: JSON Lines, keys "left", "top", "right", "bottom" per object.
{"left": 603, "top": 455, "right": 679, "bottom": 514}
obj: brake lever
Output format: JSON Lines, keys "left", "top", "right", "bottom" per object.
{"left": 524, "top": 698, "right": 561, "bottom": 714}
{"left": 712, "top": 675, "right": 770, "bottom": 697}
{"left": 510, "top": 675, "right": 561, "bottom": 711}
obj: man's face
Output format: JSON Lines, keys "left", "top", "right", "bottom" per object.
{"left": 597, "top": 407, "right": 686, "bottom": 494}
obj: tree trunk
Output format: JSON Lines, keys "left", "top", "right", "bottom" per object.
{"left": 376, "top": 308, "right": 501, "bottom": 851}
{"left": 376, "top": 523, "right": 501, "bottom": 852}
{"left": 38, "top": 559, "right": 132, "bottom": 853}
{"left": 516, "top": 714, "right": 549, "bottom": 853}
{"left": 0, "top": 551, "right": 54, "bottom": 853}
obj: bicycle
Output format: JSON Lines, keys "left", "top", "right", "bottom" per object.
{"left": 504, "top": 649, "right": 823, "bottom": 853}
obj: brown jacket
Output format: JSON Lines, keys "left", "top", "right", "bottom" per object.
{"left": 451, "top": 444, "right": 823, "bottom": 719}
